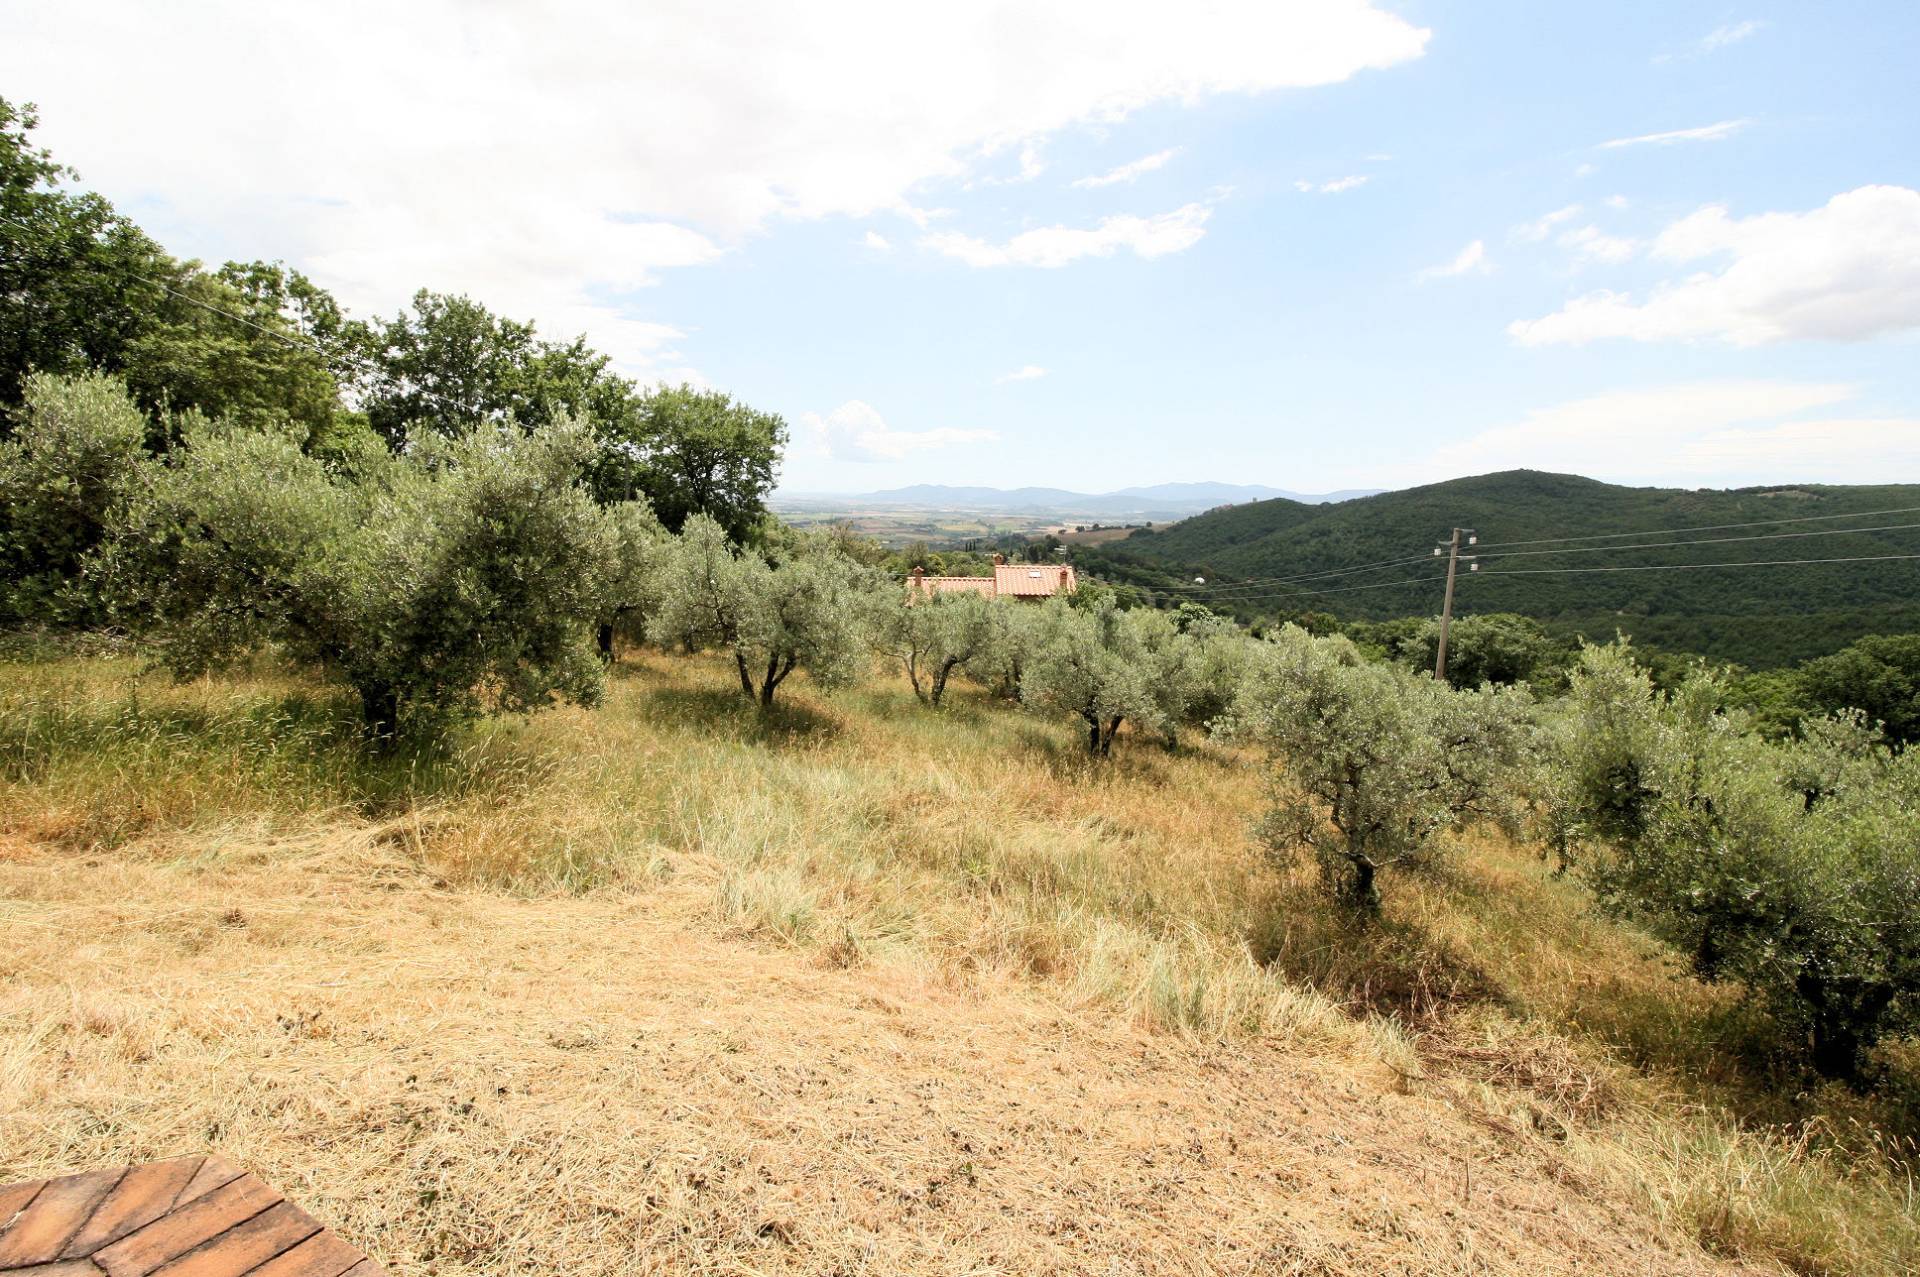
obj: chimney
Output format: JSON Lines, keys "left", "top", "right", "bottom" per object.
{"left": 911, "top": 566, "right": 925, "bottom": 578}
{"left": 1060, "top": 567, "right": 1071, "bottom": 588}
{"left": 992, "top": 553, "right": 1006, "bottom": 566}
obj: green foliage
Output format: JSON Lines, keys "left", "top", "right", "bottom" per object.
{"left": 629, "top": 385, "right": 788, "bottom": 542}
{"left": 1395, "top": 612, "right": 1575, "bottom": 689}
{"left": 1550, "top": 644, "right": 1920, "bottom": 1081}
{"left": 1, "top": 97, "right": 168, "bottom": 415}
{"left": 1795, "top": 634, "right": 1920, "bottom": 746}
{"left": 0, "top": 371, "right": 149, "bottom": 625}
{"left": 102, "top": 413, "right": 622, "bottom": 738}
{"left": 1229, "top": 627, "right": 1533, "bottom": 911}
{"left": 649, "top": 516, "right": 874, "bottom": 707}
{"left": 1020, "top": 595, "right": 1163, "bottom": 754}
{"left": 2, "top": 97, "right": 347, "bottom": 439}
{"left": 872, "top": 589, "right": 1006, "bottom": 706}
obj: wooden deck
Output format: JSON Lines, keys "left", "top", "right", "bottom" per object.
{"left": 0, "top": 1158, "right": 382, "bottom": 1277}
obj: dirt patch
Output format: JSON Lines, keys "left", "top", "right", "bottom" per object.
{"left": 0, "top": 835, "right": 1759, "bottom": 1275}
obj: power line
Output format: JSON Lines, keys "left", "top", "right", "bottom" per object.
{"left": 1473, "top": 504, "right": 1920, "bottom": 550}
{"left": 1477, "top": 519, "right": 1920, "bottom": 562}
{"left": 1176, "top": 573, "right": 1450, "bottom": 604}
{"left": 1476, "top": 552, "right": 1920, "bottom": 577}
{"left": 1139, "top": 553, "right": 1436, "bottom": 593}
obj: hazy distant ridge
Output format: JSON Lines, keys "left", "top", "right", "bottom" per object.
{"left": 774, "top": 481, "right": 1379, "bottom": 515}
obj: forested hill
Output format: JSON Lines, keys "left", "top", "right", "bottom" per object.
{"left": 1076, "top": 470, "right": 1920, "bottom": 668}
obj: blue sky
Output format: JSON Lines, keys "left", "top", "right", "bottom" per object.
{"left": 3, "top": 1, "right": 1917, "bottom": 493}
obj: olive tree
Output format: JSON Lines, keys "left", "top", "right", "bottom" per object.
{"left": 1551, "top": 643, "right": 1920, "bottom": 1081}
{"left": 1020, "top": 594, "right": 1161, "bottom": 754}
{"left": 596, "top": 497, "right": 666, "bottom": 661}
{"left": 102, "top": 414, "right": 622, "bottom": 738}
{"left": 649, "top": 516, "right": 874, "bottom": 708}
{"left": 873, "top": 589, "right": 1002, "bottom": 706}
{"left": 0, "top": 371, "right": 148, "bottom": 625}
{"left": 1229, "top": 627, "right": 1532, "bottom": 911}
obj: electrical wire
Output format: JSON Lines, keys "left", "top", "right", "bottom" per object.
{"left": 1476, "top": 520, "right": 1920, "bottom": 562}
{"left": 1475, "top": 552, "right": 1920, "bottom": 577}
{"left": 1472, "top": 504, "right": 1920, "bottom": 550}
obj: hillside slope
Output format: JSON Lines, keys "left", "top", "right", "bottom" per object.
{"left": 1081, "top": 471, "right": 1920, "bottom": 666}
{"left": 4, "top": 647, "right": 1913, "bottom": 1274}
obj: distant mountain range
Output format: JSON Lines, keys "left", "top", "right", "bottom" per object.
{"left": 772, "top": 481, "right": 1380, "bottom": 517}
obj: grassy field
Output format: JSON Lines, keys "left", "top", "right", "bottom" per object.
{"left": 2, "top": 640, "right": 1916, "bottom": 1275}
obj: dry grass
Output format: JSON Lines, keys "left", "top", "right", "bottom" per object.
{"left": 1, "top": 643, "right": 1916, "bottom": 1274}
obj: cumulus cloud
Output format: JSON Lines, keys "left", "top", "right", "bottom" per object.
{"left": 801, "top": 401, "right": 999, "bottom": 462}
{"left": 996, "top": 365, "right": 1049, "bottom": 383}
{"left": 1295, "top": 175, "right": 1369, "bottom": 194}
{"left": 1415, "top": 240, "right": 1490, "bottom": 282}
{"left": 1072, "top": 148, "right": 1180, "bottom": 189}
{"left": 1414, "top": 382, "right": 1920, "bottom": 486}
{"left": 1509, "top": 186, "right": 1920, "bottom": 346}
{"left": 0, "top": 1, "right": 1427, "bottom": 376}
{"left": 1600, "top": 119, "right": 1750, "bottom": 148}
{"left": 863, "top": 231, "right": 893, "bottom": 252}
{"left": 922, "top": 202, "right": 1213, "bottom": 268}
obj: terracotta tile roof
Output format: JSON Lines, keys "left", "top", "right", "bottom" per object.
{"left": 908, "top": 575, "right": 997, "bottom": 598}
{"left": 0, "top": 1158, "right": 383, "bottom": 1277}
{"left": 994, "top": 563, "right": 1077, "bottom": 597}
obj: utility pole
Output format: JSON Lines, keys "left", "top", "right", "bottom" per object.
{"left": 1433, "top": 527, "right": 1476, "bottom": 682}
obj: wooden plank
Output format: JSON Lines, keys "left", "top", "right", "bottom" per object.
{"left": 0, "top": 1169, "right": 127, "bottom": 1269}
{"left": 335, "top": 1263, "right": 385, "bottom": 1277}
{"left": 0, "top": 1179, "right": 49, "bottom": 1232}
{"left": 59, "top": 1161, "right": 203, "bottom": 1261}
{"left": 91, "top": 1176, "right": 279, "bottom": 1277}
{"left": 240, "top": 1231, "right": 366, "bottom": 1277}
{"left": 146, "top": 1201, "right": 319, "bottom": 1277}
{"left": 8, "top": 1261, "right": 104, "bottom": 1275}
{"left": 162, "top": 1163, "right": 238, "bottom": 1215}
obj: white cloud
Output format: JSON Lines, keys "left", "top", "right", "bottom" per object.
{"left": 863, "top": 230, "right": 893, "bottom": 252}
{"left": 923, "top": 202, "right": 1213, "bottom": 268}
{"left": 1604, "top": 194, "right": 1630, "bottom": 210}
{"left": 1295, "top": 175, "right": 1369, "bottom": 194}
{"left": 996, "top": 365, "right": 1049, "bottom": 383}
{"left": 1415, "top": 239, "right": 1491, "bottom": 282}
{"left": 1700, "top": 20, "right": 1763, "bottom": 52}
{"left": 1510, "top": 186, "right": 1920, "bottom": 346}
{"left": 1558, "top": 224, "right": 1638, "bottom": 264}
{"left": 1515, "top": 204, "right": 1582, "bottom": 242}
{"left": 1413, "top": 381, "right": 1920, "bottom": 486}
{"left": 1600, "top": 119, "right": 1750, "bottom": 149}
{"left": 1573, "top": 163, "right": 1597, "bottom": 179}
{"left": 1654, "top": 19, "right": 1765, "bottom": 63}
{"left": 0, "top": 2, "right": 1427, "bottom": 377}
{"left": 802, "top": 401, "right": 999, "bottom": 462}
{"left": 1072, "top": 148, "right": 1180, "bottom": 189}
